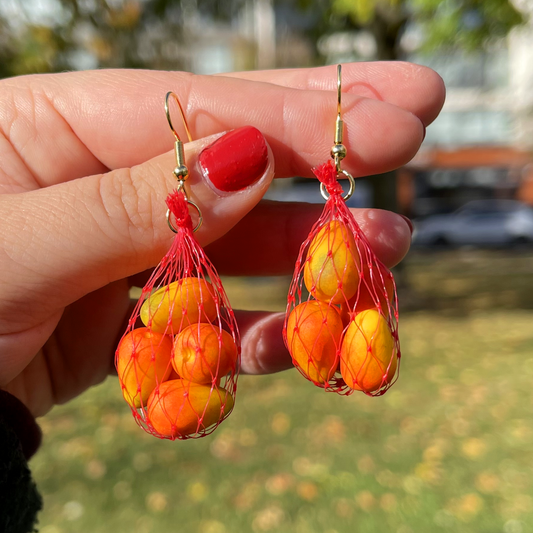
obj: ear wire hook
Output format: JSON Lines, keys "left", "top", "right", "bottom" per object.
{"left": 165, "top": 91, "right": 193, "bottom": 143}
{"left": 320, "top": 64, "right": 356, "bottom": 202}
{"left": 164, "top": 91, "right": 203, "bottom": 233}
{"left": 165, "top": 91, "right": 193, "bottom": 184}
{"left": 335, "top": 63, "right": 343, "bottom": 160}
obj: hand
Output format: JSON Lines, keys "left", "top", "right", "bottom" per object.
{"left": 0, "top": 63, "right": 445, "bottom": 417}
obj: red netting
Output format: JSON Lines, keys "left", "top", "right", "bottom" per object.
{"left": 283, "top": 161, "right": 400, "bottom": 396}
{"left": 115, "top": 190, "right": 240, "bottom": 439}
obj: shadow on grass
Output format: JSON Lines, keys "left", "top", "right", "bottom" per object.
{"left": 400, "top": 248, "right": 533, "bottom": 317}
{"left": 221, "top": 248, "right": 533, "bottom": 319}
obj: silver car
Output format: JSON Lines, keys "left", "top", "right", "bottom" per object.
{"left": 413, "top": 200, "right": 533, "bottom": 247}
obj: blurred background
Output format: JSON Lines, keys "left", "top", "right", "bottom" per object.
{"left": 3, "top": 1, "right": 533, "bottom": 532}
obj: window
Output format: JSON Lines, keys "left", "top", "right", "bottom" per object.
{"left": 425, "top": 110, "right": 512, "bottom": 146}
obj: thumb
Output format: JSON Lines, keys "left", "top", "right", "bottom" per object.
{"left": 0, "top": 126, "right": 273, "bottom": 326}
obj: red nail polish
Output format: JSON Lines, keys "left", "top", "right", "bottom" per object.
{"left": 400, "top": 215, "right": 413, "bottom": 234}
{"left": 199, "top": 126, "right": 268, "bottom": 192}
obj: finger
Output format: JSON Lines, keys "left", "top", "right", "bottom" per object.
{"left": 103, "top": 310, "right": 290, "bottom": 377}
{"left": 221, "top": 62, "right": 445, "bottom": 127}
{"left": 205, "top": 200, "right": 412, "bottom": 275}
{"left": 129, "top": 201, "right": 412, "bottom": 287}
{"left": 0, "top": 127, "right": 274, "bottom": 333}
{"left": 238, "top": 311, "right": 290, "bottom": 375}
{"left": 1, "top": 68, "right": 426, "bottom": 191}
{"left": 128, "top": 201, "right": 412, "bottom": 289}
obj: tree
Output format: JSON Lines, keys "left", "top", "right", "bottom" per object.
{"left": 0, "top": 0, "right": 526, "bottom": 213}
{"left": 329, "top": 0, "right": 524, "bottom": 60}
{"left": 304, "top": 0, "right": 525, "bottom": 212}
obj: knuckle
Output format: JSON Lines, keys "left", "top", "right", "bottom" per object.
{"left": 94, "top": 166, "right": 164, "bottom": 245}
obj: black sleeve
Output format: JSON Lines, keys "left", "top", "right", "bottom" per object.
{"left": 0, "top": 390, "right": 43, "bottom": 533}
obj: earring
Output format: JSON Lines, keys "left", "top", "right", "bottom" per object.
{"left": 284, "top": 65, "right": 400, "bottom": 396}
{"left": 115, "top": 92, "right": 239, "bottom": 439}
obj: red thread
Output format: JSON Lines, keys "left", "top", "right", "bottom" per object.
{"left": 115, "top": 191, "right": 240, "bottom": 440}
{"left": 284, "top": 161, "right": 401, "bottom": 396}
{"left": 166, "top": 189, "right": 193, "bottom": 232}
{"left": 312, "top": 160, "right": 344, "bottom": 197}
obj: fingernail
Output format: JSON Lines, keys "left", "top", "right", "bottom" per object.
{"left": 400, "top": 215, "right": 413, "bottom": 235}
{"left": 199, "top": 126, "right": 268, "bottom": 192}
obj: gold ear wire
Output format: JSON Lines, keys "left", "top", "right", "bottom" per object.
{"left": 320, "top": 64, "right": 355, "bottom": 202}
{"left": 164, "top": 92, "right": 203, "bottom": 234}
{"left": 165, "top": 91, "right": 193, "bottom": 182}
{"left": 331, "top": 64, "right": 347, "bottom": 173}
{"left": 165, "top": 92, "right": 193, "bottom": 142}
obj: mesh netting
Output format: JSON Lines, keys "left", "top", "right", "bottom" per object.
{"left": 115, "top": 190, "right": 240, "bottom": 439}
{"left": 284, "top": 161, "right": 400, "bottom": 396}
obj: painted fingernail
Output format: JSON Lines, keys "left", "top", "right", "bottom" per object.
{"left": 199, "top": 126, "right": 268, "bottom": 192}
{"left": 401, "top": 215, "right": 413, "bottom": 234}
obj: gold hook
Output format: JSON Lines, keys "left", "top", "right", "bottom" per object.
{"left": 164, "top": 92, "right": 203, "bottom": 233}
{"left": 336, "top": 64, "right": 342, "bottom": 126}
{"left": 165, "top": 92, "right": 193, "bottom": 182}
{"left": 332, "top": 64, "right": 346, "bottom": 171}
{"left": 165, "top": 92, "right": 193, "bottom": 143}
{"left": 323, "top": 64, "right": 355, "bottom": 202}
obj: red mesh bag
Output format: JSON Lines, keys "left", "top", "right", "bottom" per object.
{"left": 115, "top": 190, "right": 239, "bottom": 439}
{"left": 284, "top": 161, "right": 400, "bottom": 396}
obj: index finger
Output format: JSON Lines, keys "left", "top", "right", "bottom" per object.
{"left": 221, "top": 62, "right": 445, "bottom": 127}
{"left": 0, "top": 64, "right": 441, "bottom": 193}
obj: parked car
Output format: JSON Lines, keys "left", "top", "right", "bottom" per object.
{"left": 412, "top": 199, "right": 533, "bottom": 247}
{"left": 263, "top": 179, "right": 372, "bottom": 208}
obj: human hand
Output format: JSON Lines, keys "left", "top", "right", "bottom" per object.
{"left": 0, "top": 63, "right": 445, "bottom": 417}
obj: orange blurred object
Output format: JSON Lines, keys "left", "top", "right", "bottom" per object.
{"left": 147, "top": 379, "right": 234, "bottom": 438}
{"left": 172, "top": 324, "right": 238, "bottom": 384}
{"left": 116, "top": 327, "right": 173, "bottom": 408}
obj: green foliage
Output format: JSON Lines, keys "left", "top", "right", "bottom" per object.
{"left": 332, "top": 0, "right": 401, "bottom": 24}
{"left": 0, "top": 0, "right": 526, "bottom": 77}
{"left": 414, "top": 0, "right": 525, "bottom": 52}
{"left": 0, "top": 0, "right": 187, "bottom": 76}
{"left": 328, "top": 0, "right": 524, "bottom": 57}
{"left": 9, "top": 25, "right": 66, "bottom": 76}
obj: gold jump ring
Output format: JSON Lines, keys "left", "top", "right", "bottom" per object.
{"left": 320, "top": 170, "right": 356, "bottom": 201}
{"left": 166, "top": 200, "right": 203, "bottom": 234}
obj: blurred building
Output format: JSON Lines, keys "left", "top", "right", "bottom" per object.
{"left": 182, "top": 0, "right": 315, "bottom": 74}
{"left": 403, "top": 10, "right": 533, "bottom": 218}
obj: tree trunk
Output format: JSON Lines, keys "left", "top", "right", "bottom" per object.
{"left": 366, "top": 10, "right": 406, "bottom": 214}
{"left": 367, "top": 10, "right": 409, "bottom": 289}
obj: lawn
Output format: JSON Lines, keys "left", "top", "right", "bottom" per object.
{"left": 31, "top": 250, "right": 533, "bottom": 533}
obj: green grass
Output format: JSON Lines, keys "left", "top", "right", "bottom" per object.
{"left": 31, "top": 250, "right": 533, "bottom": 533}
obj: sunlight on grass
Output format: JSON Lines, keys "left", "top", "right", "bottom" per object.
{"left": 32, "top": 306, "right": 533, "bottom": 533}
{"left": 31, "top": 250, "right": 533, "bottom": 532}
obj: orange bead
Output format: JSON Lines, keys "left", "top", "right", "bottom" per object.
{"left": 172, "top": 324, "right": 238, "bottom": 384}
{"left": 340, "top": 309, "right": 397, "bottom": 393}
{"left": 287, "top": 300, "right": 343, "bottom": 384}
{"left": 147, "top": 379, "right": 234, "bottom": 438}
{"left": 140, "top": 277, "right": 217, "bottom": 334}
{"left": 303, "top": 220, "right": 360, "bottom": 304}
{"left": 116, "top": 327, "right": 173, "bottom": 408}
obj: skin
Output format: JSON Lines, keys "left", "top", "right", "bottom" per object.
{"left": 0, "top": 63, "right": 445, "bottom": 417}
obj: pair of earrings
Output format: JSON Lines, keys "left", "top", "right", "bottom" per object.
{"left": 115, "top": 65, "right": 401, "bottom": 440}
